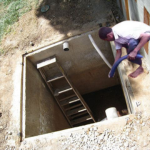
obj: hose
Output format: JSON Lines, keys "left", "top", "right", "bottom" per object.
{"left": 108, "top": 54, "right": 143, "bottom": 78}
{"left": 88, "top": 34, "right": 112, "bottom": 69}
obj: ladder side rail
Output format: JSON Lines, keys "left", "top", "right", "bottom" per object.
{"left": 56, "top": 62, "right": 96, "bottom": 122}
{"left": 38, "top": 68, "right": 73, "bottom": 127}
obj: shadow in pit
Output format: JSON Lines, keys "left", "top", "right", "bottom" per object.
{"left": 35, "top": 0, "right": 115, "bottom": 37}
{"left": 83, "top": 85, "right": 128, "bottom": 121}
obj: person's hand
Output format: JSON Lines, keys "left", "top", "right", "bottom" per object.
{"left": 128, "top": 51, "right": 137, "bottom": 60}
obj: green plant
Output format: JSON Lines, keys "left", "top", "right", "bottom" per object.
{"left": 0, "top": 0, "right": 39, "bottom": 44}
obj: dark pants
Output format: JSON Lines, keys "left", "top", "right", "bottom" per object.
{"left": 122, "top": 39, "right": 142, "bottom": 65}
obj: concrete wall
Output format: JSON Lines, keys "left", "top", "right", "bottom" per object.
{"left": 25, "top": 59, "right": 70, "bottom": 138}
{"left": 26, "top": 30, "right": 120, "bottom": 95}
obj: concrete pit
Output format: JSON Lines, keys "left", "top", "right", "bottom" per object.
{"left": 22, "top": 29, "right": 129, "bottom": 139}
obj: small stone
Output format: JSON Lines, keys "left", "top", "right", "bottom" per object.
{"left": 137, "top": 115, "right": 141, "bottom": 119}
{"left": 29, "top": 41, "right": 34, "bottom": 46}
{"left": 93, "top": 127, "right": 98, "bottom": 131}
{"left": 7, "top": 131, "right": 12, "bottom": 135}
{"left": 137, "top": 120, "right": 140, "bottom": 124}
{"left": 143, "top": 141, "right": 148, "bottom": 147}
{"left": 136, "top": 101, "right": 141, "bottom": 107}
{"left": 124, "top": 142, "right": 129, "bottom": 147}
{"left": 131, "top": 146, "right": 137, "bottom": 150}
{"left": 23, "top": 141, "right": 27, "bottom": 145}
{"left": 126, "top": 132, "right": 129, "bottom": 136}
{"left": 90, "top": 127, "right": 93, "bottom": 131}
{"left": 94, "top": 132, "right": 99, "bottom": 136}
{"left": 5, "top": 135, "right": 8, "bottom": 140}
{"left": 0, "top": 126, "right": 3, "bottom": 130}
{"left": 99, "top": 134, "right": 104, "bottom": 140}
{"left": 126, "top": 128, "right": 131, "bottom": 133}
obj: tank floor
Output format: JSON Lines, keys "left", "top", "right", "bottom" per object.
{"left": 82, "top": 85, "right": 127, "bottom": 121}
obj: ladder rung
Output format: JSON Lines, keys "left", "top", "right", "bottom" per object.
{"left": 65, "top": 103, "right": 82, "bottom": 111}
{"left": 47, "top": 76, "right": 64, "bottom": 82}
{"left": 59, "top": 94, "right": 76, "bottom": 101}
{"left": 69, "top": 111, "right": 88, "bottom": 120}
{"left": 71, "top": 115, "right": 92, "bottom": 125}
{"left": 60, "top": 97, "right": 80, "bottom": 106}
{"left": 66, "top": 106, "right": 86, "bottom": 116}
{"left": 59, "top": 87, "right": 72, "bottom": 94}
{"left": 54, "top": 87, "right": 72, "bottom": 96}
{"left": 37, "top": 57, "right": 56, "bottom": 69}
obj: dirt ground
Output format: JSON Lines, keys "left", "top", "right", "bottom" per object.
{"left": 1, "top": 0, "right": 144, "bottom": 149}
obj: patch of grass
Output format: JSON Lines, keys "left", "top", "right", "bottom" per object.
{"left": 0, "top": 0, "right": 39, "bottom": 44}
{"left": 0, "top": 48, "right": 4, "bottom": 55}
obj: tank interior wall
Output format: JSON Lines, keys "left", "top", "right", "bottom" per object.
{"left": 25, "top": 59, "right": 71, "bottom": 138}
{"left": 27, "top": 30, "right": 120, "bottom": 95}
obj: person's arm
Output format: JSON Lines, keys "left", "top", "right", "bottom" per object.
{"left": 114, "top": 49, "right": 122, "bottom": 64}
{"left": 108, "top": 49, "right": 122, "bottom": 77}
{"left": 128, "top": 33, "right": 150, "bottom": 60}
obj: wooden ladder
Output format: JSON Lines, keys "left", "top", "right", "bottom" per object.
{"left": 37, "top": 56, "right": 95, "bottom": 127}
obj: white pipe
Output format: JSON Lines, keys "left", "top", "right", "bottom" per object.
{"left": 63, "top": 42, "right": 69, "bottom": 51}
{"left": 88, "top": 34, "right": 112, "bottom": 69}
{"left": 105, "top": 107, "right": 119, "bottom": 120}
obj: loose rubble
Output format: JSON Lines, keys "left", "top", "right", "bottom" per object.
{"left": 58, "top": 114, "right": 150, "bottom": 150}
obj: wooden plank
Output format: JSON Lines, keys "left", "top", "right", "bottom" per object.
{"left": 66, "top": 106, "right": 86, "bottom": 116}
{"left": 65, "top": 103, "right": 82, "bottom": 111}
{"left": 59, "top": 94, "right": 76, "bottom": 101}
{"left": 54, "top": 87, "right": 72, "bottom": 96}
{"left": 59, "top": 87, "right": 72, "bottom": 94}
{"left": 47, "top": 75, "right": 64, "bottom": 82}
{"left": 144, "top": 7, "right": 150, "bottom": 54}
{"left": 69, "top": 111, "right": 88, "bottom": 120}
{"left": 125, "top": 0, "right": 130, "bottom": 20}
{"left": 37, "top": 57, "right": 56, "bottom": 69}
{"left": 71, "top": 115, "right": 92, "bottom": 125}
{"left": 60, "top": 97, "right": 80, "bottom": 106}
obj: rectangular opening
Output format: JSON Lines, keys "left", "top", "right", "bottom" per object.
{"left": 22, "top": 29, "right": 130, "bottom": 139}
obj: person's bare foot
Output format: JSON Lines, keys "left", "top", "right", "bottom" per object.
{"left": 128, "top": 66, "right": 144, "bottom": 78}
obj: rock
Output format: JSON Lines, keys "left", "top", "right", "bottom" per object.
{"left": 124, "top": 142, "right": 129, "bottom": 147}
{"left": 126, "top": 132, "right": 129, "bottom": 136}
{"left": 5, "top": 135, "right": 8, "bottom": 140}
{"left": 23, "top": 141, "right": 27, "bottom": 145}
{"left": 7, "top": 131, "right": 12, "bottom": 135}
{"left": 93, "top": 127, "right": 98, "bottom": 131}
{"left": 136, "top": 101, "right": 141, "bottom": 107}
{"left": 29, "top": 41, "right": 34, "bottom": 46}
{"left": 137, "top": 115, "right": 141, "bottom": 119}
